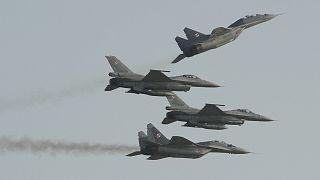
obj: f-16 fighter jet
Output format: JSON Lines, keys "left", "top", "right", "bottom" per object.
{"left": 127, "top": 123, "right": 250, "bottom": 160}
{"left": 172, "top": 13, "right": 280, "bottom": 63}
{"left": 105, "top": 56, "right": 220, "bottom": 96}
{"left": 163, "top": 94, "right": 274, "bottom": 130}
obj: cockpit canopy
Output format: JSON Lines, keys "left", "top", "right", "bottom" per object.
{"left": 237, "top": 109, "right": 252, "bottom": 113}
{"left": 182, "top": 74, "right": 199, "bottom": 79}
{"left": 245, "top": 14, "right": 269, "bottom": 18}
{"left": 213, "top": 140, "right": 234, "bottom": 147}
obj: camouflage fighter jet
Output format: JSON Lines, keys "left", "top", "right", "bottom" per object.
{"left": 172, "top": 13, "right": 281, "bottom": 63}
{"left": 105, "top": 56, "right": 220, "bottom": 96}
{"left": 163, "top": 94, "right": 274, "bottom": 130}
{"left": 127, "top": 123, "right": 250, "bottom": 160}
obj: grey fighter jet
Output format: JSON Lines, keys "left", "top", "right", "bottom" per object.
{"left": 163, "top": 94, "right": 274, "bottom": 130}
{"left": 105, "top": 56, "right": 220, "bottom": 96}
{"left": 172, "top": 13, "right": 280, "bottom": 63}
{"left": 127, "top": 123, "right": 250, "bottom": 160}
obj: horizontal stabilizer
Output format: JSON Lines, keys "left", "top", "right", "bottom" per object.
{"left": 142, "top": 70, "right": 172, "bottom": 82}
{"left": 126, "top": 151, "right": 142, "bottom": 157}
{"left": 198, "top": 104, "right": 225, "bottom": 115}
{"left": 105, "top": 85, "right": 118, "bottom": 91}
{"left": 162, "top": 118, "right": 177, "bottom": 124}
{"left": 169, "top": 136, "right": 195, "bottom": 146}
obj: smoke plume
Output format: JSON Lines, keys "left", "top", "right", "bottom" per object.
{"left": 0, "top": 78, "right": 106, "bottom": 112}
{"left": 0, "top": 58, "right": 173, "bottom": 112}
{"left": 0, "top": 136, "right": 138, "bottom": 155}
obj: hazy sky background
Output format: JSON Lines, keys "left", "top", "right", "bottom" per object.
{"left": 0, "top": 0, "right": 319, "bottom": 179}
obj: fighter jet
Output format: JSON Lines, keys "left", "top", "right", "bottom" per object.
{"left": 163, "top": 94, "right": 274, "bottom": 130}
{"left": 105, "top": 56, "right": 220, "bottom": 96}
{"left": 172, "top": 13, "right": 280, "bottom": 63}
{"left": 127, "top": 123, "right": 250, "bottom": 160}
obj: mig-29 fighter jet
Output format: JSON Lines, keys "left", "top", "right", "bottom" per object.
{"left": 163, "top": 94, "right": 274, "bottom": 130}
{"left": 172, "top": 13, "right": 280, "bottom": 63}
{"left": 127, "top": 123, "right": 250, "bottom": 160}
{"left": 105, "top": 56, "right": 220, "bottom": 96}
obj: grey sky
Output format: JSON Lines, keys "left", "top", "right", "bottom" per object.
{"left": 0, "top": 0, "right": 319, "bottom": 179}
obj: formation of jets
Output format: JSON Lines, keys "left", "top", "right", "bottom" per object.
{"left": 106, "top": 14, "right": 280, "bottom": 160}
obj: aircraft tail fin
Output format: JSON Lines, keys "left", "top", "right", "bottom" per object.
{"left": 183, "top": 27, "right": 207, "bottom": 40}
{"left": 147, "top": 123, "right": 170, "bottom": 145}
{"left": 175, "top": 36, "right": 192, "bottom": 52}
{"left": 166, "top": 94, "right": 189, "bottom": 110}
{"left": 105, "top": 56, "right": 134, "bottom": 74}
{"left": 127, "top": 131, "right": 147, "bottom": 157}
{"left": 138, "top": 131, "right": 148, "bottom": 149}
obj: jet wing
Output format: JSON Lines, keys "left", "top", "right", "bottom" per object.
{"left": 147, "top": 155, "right": 168, "bottom": 160}
{"left": 142, "top": 70, "right": 173, "bottom": 82}
{"left": 211, "top": 27, "right": 231, "bottom": 36}
{"left": 184, "top": 27, "right": 207, "bottom": 40}
{"left": 169, "top": 136, "right": 196, "bottom": 146}
{"left": 197, "top": 104, "right": 225, "bottom": 115}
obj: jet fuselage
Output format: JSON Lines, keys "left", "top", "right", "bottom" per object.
{"left": 185, "top": 27, "right": 244, "bottom": 57}
{"left": 166, "top": 111, "right": 245, "bottom": 126}
{"left": 109, "top": 78, "right": 191, "bottom": 91}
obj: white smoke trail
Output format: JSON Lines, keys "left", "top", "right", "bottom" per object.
{"left": 0, "top": 136, "right": 138, "bottom": 155}
{"left": 0, "top": 58, "right": 172, "bottom": 112}
{"left": 0, "top": 78, "right": 106, "bottom": 112}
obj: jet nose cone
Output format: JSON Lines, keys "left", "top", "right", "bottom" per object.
{"left": 260, "top": 115, "right": 276, "bottom": 122}
{"left": 205, "top": 81, "right": 221, "bottom": 88}
{"left": 274, "top": 13, "right": 284, "bottom": 17}
{"left": 242, "top": 150, "right": 251, "bottom": 154}
{"left": 269, "top": 13, "right": 283, "bottom": 19}
{"left": 237, "top": 148, "right": 251, "bottom": 154}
